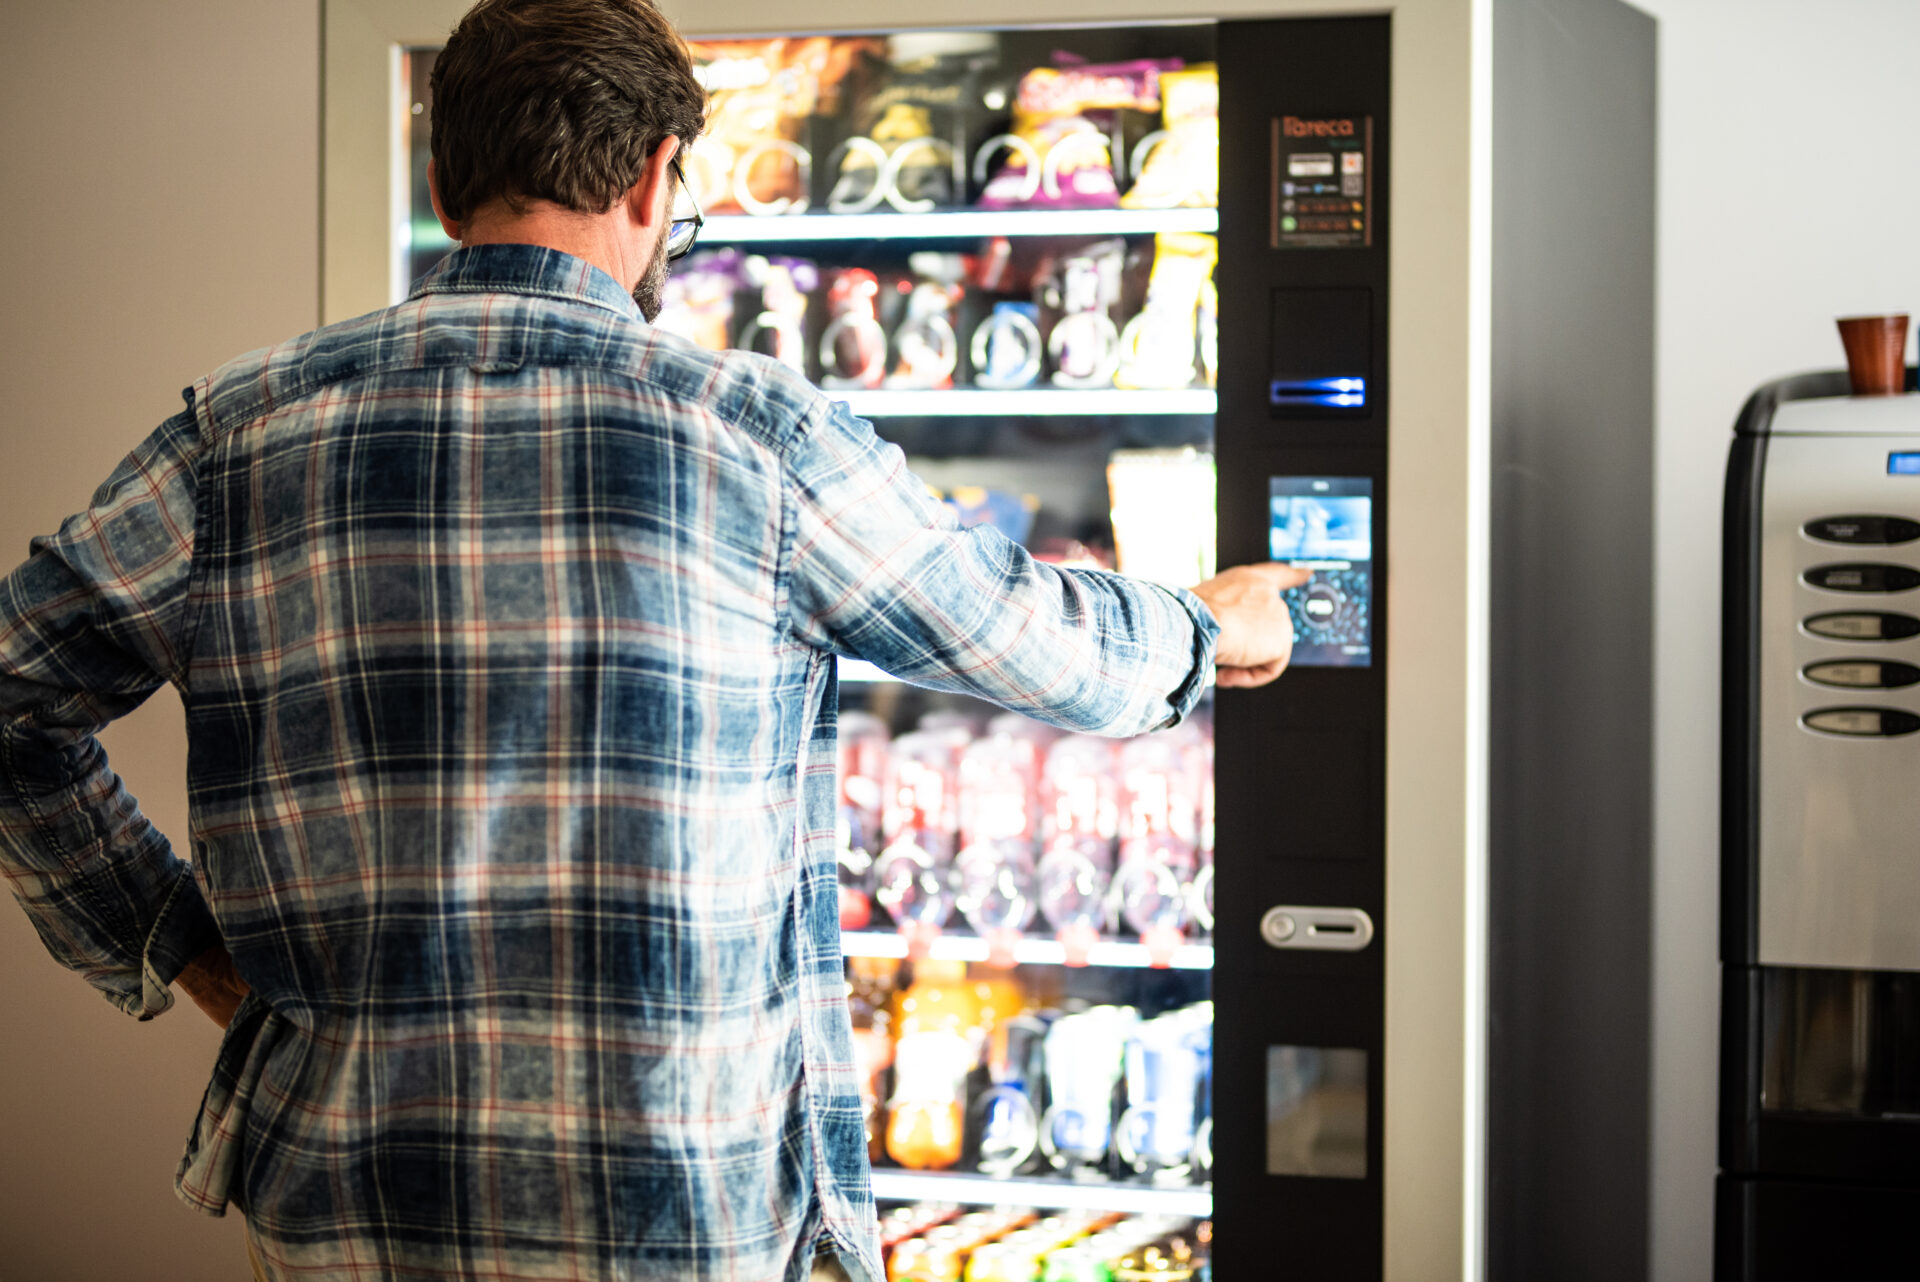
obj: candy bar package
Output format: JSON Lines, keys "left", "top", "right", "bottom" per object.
{"left": 1120, "top": 64, "right": 1219, "bottom": 210}
{"left": 976, "top": 58, "right": 1181, "bottom": 210}
{"left": 684, "top": 37, "right": 877, "bottom": 216}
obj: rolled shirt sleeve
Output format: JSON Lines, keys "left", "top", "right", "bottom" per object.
{"left": 787, "top": 396, "right": 1219, "bottom": 736}
{"left": 0, "top": 407, "right": 220, "bottom": 1019}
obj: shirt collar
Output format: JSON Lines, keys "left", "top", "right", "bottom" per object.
{"left": 409, "top": 243, "right": 644, "bottom": 323}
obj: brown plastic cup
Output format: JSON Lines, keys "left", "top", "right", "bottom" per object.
{"left": 1837, "top": 313, "right": 1910, "bottom": 396}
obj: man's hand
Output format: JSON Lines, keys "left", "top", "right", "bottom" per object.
{"left": 176, "top": 943, "right": 250, "bottom": 1029}
{"left": 1190, "top": 562, "right": 1313, "bottom": 689}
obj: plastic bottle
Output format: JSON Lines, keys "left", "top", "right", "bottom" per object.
{"left": 877, "top": 730, "right": 963, "bottom": 951}
{"left": 1114, "top": 730, "right": 1203, "bottom": 962}
{"left": 955, "top": 731, "right": 1042, "bottom": 955}
{"left": 838, "top": 711, "right": 892, "bottom": 930}
{"left": 886, "top": 959, "right": 982, "bottom": 1170}
{"left": 1038, "top": 734, "right": 1120, "bottom": 962}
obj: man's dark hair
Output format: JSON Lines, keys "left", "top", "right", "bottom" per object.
{"left": 430, "top": 0, "right": 706, "bottom": 223}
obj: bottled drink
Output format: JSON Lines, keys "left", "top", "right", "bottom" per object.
{"left": 848, "top": 955, "right": 900, "bottom": 1162}
{"left": 1114, "top": 731, "right": 1204, "bottom": 960}
{"left": 1038, "top": 1005, "right": 1138, "bottom": 1173}
{"left": 885, "top": 960, "right": 981, "bottom": 1170}
{"left": 955, "top": 731, "right": 1043, "bottom": 950}
{"left": 838, "top": 711, "right": 892, "bottom": 930}
{"left": 1117, "top": 1002, "right": 1212, "bottom": 1180}
{"left": 970, "top": 1013, "right": 1046, "bottom": 1177}
{"left": 1038, "top": 735, "right": 1119, "bottom": 961}
{"left": 877, "top": 730, "right": 962, "bottom": 949}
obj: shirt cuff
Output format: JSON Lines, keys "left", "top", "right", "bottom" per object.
{"left": 133, "top": 863, "right": 223, "bottom": 1021}
{"left": 1157, "top": 585, "right": 1220, "bottom": 728}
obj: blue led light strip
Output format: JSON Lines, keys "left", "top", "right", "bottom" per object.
{"left": 1271, "top": 376, "right": 1368, "bottom": 409}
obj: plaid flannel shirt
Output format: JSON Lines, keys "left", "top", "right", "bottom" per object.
{"left": 0, "top": 245, "right": 1217, "bottom": 1282}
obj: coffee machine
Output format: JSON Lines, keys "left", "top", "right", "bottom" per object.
{"left": 1719, "top": 367, "right": 1920, "bottom": 1278}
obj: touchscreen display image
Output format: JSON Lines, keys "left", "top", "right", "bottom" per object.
{"left": 1269, "top": 476, "right": 1374, "bottom": 667}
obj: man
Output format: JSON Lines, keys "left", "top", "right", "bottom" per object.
{"left": 0, "top": 1, "right": 1302, "bottom": 1278}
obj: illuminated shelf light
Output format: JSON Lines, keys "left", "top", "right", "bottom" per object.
{"left": 835, "top": 388, "right": 1216, "bottom": 418}
{"left": 838, "top": 657, "right": 1216, "bottom": 690}
{"left": 838, "top": 658, "right": 893, "bottom": 684}
{"left": 702, "top": 207, "right": 1218, "bottom": 244}
{"left": 841, "top": 930, "right": 1213, "bottom": 971}
{"left": 869, "top": 1170, "right": 1212, "bottom": 1217}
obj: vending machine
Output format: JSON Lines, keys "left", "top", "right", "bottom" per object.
{"left": 1720, "top": 370, "right": 1920, "bottom": 1278}
{"left": 459, "top": 16, "right": 1379, "bottom": 1276}
{"left": 361, "top": 1, "right": 1656, "bottom": 1275}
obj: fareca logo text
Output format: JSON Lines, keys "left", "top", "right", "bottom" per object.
{"left": 1282, "top": 116, "right": 1356, "bottom": 138}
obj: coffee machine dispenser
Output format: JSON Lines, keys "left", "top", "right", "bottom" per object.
{"left": 1719, "top": 368, "right": 1920, "bottom": 1278}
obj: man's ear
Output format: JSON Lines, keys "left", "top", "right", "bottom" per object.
{"left": 427, "top": 161, "right": 461, "bottom": 241}
{"left": 623, "top": 135, "right": 682, "bottom": 230}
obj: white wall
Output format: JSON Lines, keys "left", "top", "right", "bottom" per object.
{"left": 0, "top": 3, "right": 319, "bottom": 1279}
{"left": 1641, "top": 1, "right": 1920, "bottom": 1277}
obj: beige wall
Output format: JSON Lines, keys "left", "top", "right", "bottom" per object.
{"left": 0, "top": 3, "right": 320, "bottom": 1279}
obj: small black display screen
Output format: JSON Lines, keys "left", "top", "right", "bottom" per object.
{"left": 1270, "top": 476, "right": 1374, "bottom": 667}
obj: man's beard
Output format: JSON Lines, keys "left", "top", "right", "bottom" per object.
{"left": 632, "top": 234, "right": 670, "bottom": 322}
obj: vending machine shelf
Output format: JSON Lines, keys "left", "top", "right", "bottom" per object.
{"left": 701, "top": 208, "right": 1219, "bottom": 246}
{"left": 869, "top": 1169, "right": 1213, "bottom": 1217}
{"left": 832, "top": 388, "right": 1216, "bottom": 419}
{"left": 838, "top": 657, "right": 1219, "bottom": 688}
{"left": 840, "top": 929, "right": 1214, "bottom": 971}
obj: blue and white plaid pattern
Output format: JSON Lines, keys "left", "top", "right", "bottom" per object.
{"left": 0, "top": 245, "right": 1217, "bottom": 1281}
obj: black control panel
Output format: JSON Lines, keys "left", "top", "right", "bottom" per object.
{"left": 1215, "top": 16, "right": 1389, "bottom": 1278}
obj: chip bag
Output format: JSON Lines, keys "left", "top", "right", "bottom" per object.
{"left": 685, "top": 38, "right": 876, "bottom": 215}
{"left": 1121, "top": 65, "right": 1218, "bottom": 209}
{"left": 976, "top": 59, "right": 1180, "bottom": 210}
{"left": 1115, "top": 233, "right": 1218, "bottom": 390}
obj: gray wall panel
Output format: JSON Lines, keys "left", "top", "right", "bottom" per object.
{"left": 1489, "top": 0, "right": 1657, "bottom": 1277}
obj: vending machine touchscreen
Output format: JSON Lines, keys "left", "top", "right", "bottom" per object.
{"left": 1269, "top": 476, "right": 1375, "bottom": 666}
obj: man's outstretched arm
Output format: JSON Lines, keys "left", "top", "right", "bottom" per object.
{"left": 0, "top": 407, "right": 224, "bottom": 1021}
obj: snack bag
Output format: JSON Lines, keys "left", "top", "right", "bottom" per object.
{"left": 884, "top": 253, "right": 966, "bottom": 389}
{"left": 818, "top": 268, "right": 888, "bottom": 389}
{"left": 942, "top": 487, "right": 1040, "bottom": 546}
{"left": 829, "top": 35, "right": 989, "bottom": 214}
{"left": 737, "top": 255, "right": 817, "bottom": 373}
{"left": 1107, "top": 447, "right": 1217, "bottom": 589}
{"left": 976, "top": 59, "right": 1180, "bottom": 210}
{"left": 685, "top": 37, "right": 876, "bottom": 215}
{"left": 1115, "top": 232, "right": 1218, "bottom": 390}
{"left": 1038, "top": 240, "right": 1125, "bottom": 387}
{"left": 1121, "top": 64, "right": 1219, "bottom": 209}
{"left": 652, "top": 248, "right": 744, "bottom": 352}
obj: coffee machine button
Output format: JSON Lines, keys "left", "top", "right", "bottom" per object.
{"left": 1804, "top": 563, "right": 1920, "bottom": 593}
{"left": 1804, "top": 515, "right": 1920, "bottom": 545}
{"left": 1804, "top": 660, "right": 1920, "bottom": 689}
{"left": 1803, "top": 707, "right": 1920, "bottom": 737}
{"left": 1803, "top": 611, "right": 1920, "bottom": 641}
